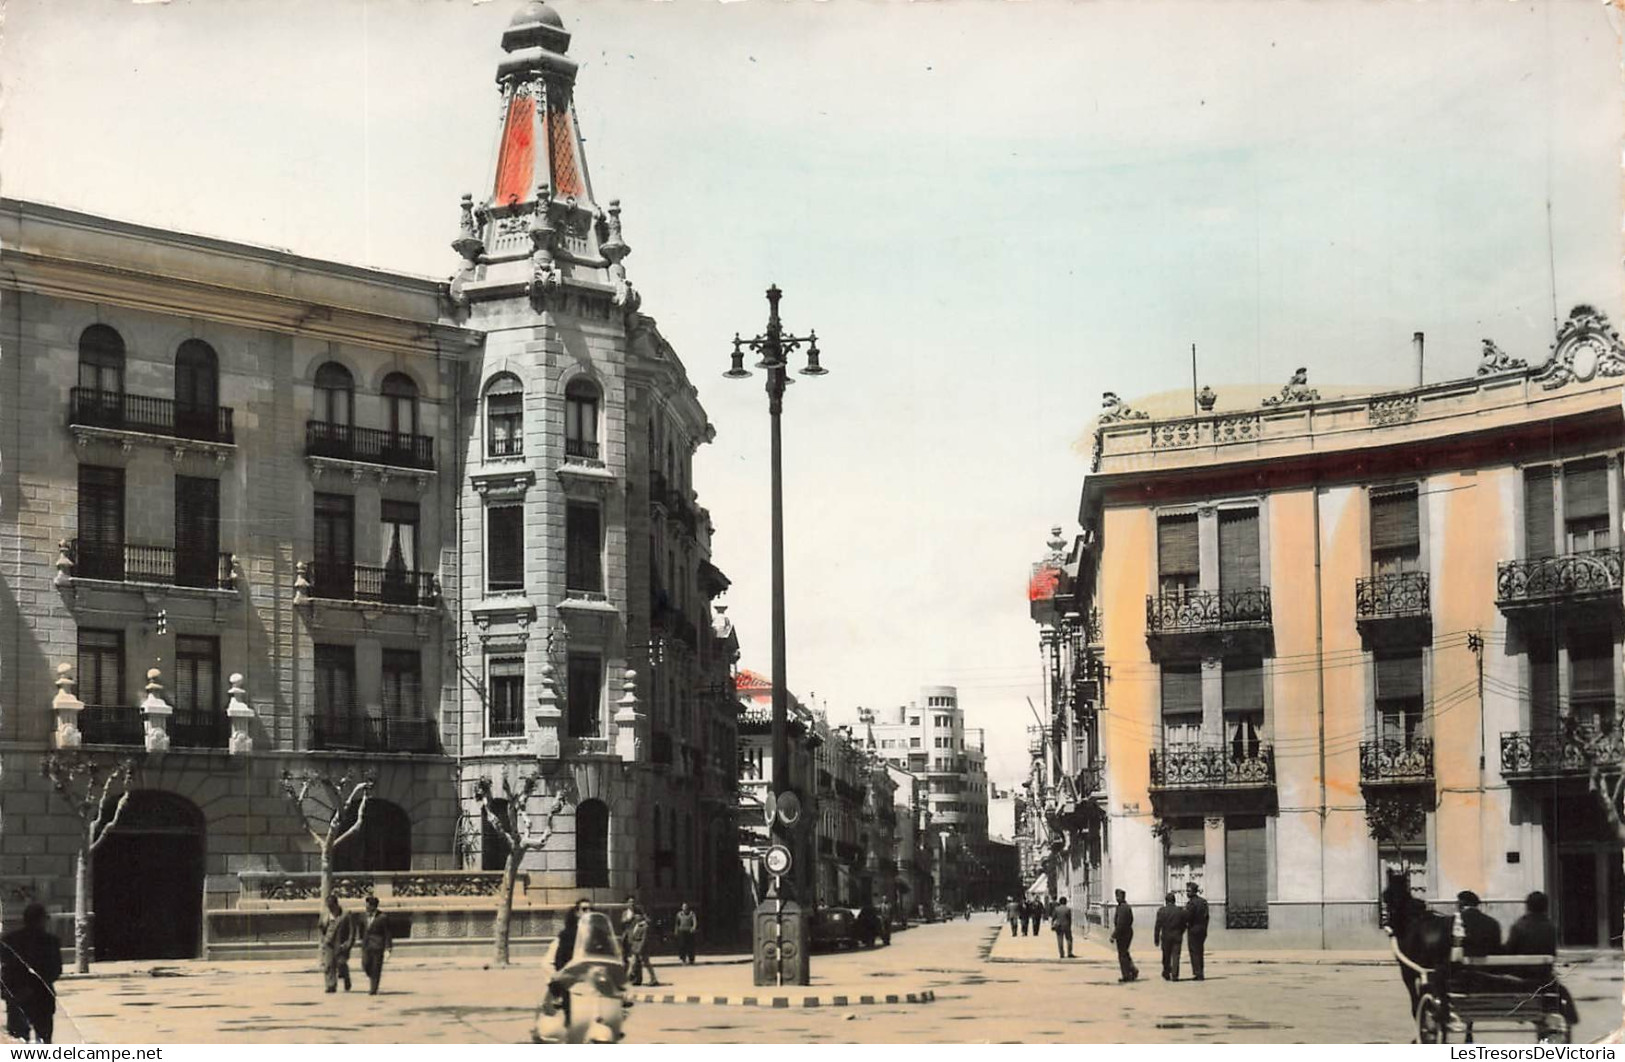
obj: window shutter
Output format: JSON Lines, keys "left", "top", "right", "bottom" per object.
{"left": 487, "top": 506, "right": 524, "bottom": 589}
{"left": 1225, "top": 817, "right": 1268, "bottom": 911}
{"left": 567, "top": 655, "right": 602, "bottom": 737}
{"left": 1161, "top": 664, "right": 1202, "bottom": 719}
{"left": 78, "top": 466, "right": 124, "bottom": 550}
{"left": 1570, "top": 632, "right": 1614, "bottom": 702}
{"left": 1223, "top": 658, "right": 1264, "bottom": 713}
{"left": 1564, "top": 460, "right": 1609, "bottom": 522}
{"left": 1524, "top": 467, "right": 1555, "bottom": 557}
{"left": 1218, "top": 509, "right": 1261, "bottom": 592}
{"left": 566, "top": 504, "right": 602, "bottom": 592}
{"left": 1158, "top": 514, "right": 1200, "bottom": 579}
{"left": 1370, "top": 489, "right": 1420, "bottom": 553}
{"left": 1376, "top": 653, "right": 1424, "bottom": 701}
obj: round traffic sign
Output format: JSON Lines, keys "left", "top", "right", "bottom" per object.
{"left": 775, "top": 790, "right": 802, "bottom": 827}
{"left": 764, "top": 844, "right": 793, "bottom": 877}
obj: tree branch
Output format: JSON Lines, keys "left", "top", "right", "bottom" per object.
{"left": 330, "top": 781, "right": 373, "bottom": 851}
{"left": 89, "top": 763, "right": 132, "bottom": 853}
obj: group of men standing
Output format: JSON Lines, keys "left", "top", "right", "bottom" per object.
{"left": 1110, "top": 882, "right": 1209, "bottom": 983}
{"left": 1004, "top": 896, "right": 1049, "bottom": 936}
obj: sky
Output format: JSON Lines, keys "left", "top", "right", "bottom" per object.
{"left": 3, "top": 0, "right": 1622, "bottom": 785}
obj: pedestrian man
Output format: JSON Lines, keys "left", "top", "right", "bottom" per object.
{"left": 358, "top": 896, "right": 393, "bottom": 995}
{"left": 320, "top": 894, "right": 357, "bottom": 992}
{"left": 1154, "top": 891, "right": 1186, "bottom": 981}
{"left": 1505, "top": 890, "right": 1556, "bottom": 956}
{"left": 674, "top": 902, "right": 698, "bottom": 965}
{"left": 877, "top": 899, "right": 893, "bottom": 946}
{"left": 1005, "top": 895, "right": 1021, "bottom": 938}
{"left": 1184, "top": 882, "right": 1210, "bottom": 981}
{"left": 1109, "top": 889, "right": 1138, "bottom": 982}
{"left": 1, "top": 903, "right": 62, "bottom": 1043}
{"left": 1051, "top": 897, "right": 1075, "bottom": 959}
{"left": 1456, "top": 891, "right": 1502, "bottom": 957}
{"left": 625, "top": 905, "right": 662, "bottom": 987}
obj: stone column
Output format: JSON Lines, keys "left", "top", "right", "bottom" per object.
{"left": 533, "top": 662, "right": 562, "bottom": 760}
{"left": 1203, "top": 815, "right": 1227, "bottom": 904}
{"left": 52, "top": 663, "right": 84, "bottom": 749}
{"left": 615, "top": 668, "right": 640, "bottom": 761}
{"left": 226, "top": 673, "right": 256, "bottom": 755}
{"left": 141, "top": 667, "right": 172, "bottom": 755}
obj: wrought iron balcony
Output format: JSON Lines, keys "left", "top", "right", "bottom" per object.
{"left": 1500, "top": 724, "right": 1624, "bottom": 781}
{"left": 564, "top": 437, "right": 600, "bottom": 461}
{"left": 79, "top": 705, "right": 143, "bottom": 746}
{"left": 1356, "top": 571, "right": 1431, "bottom": 622}
{"left": 1150, "top": 743, "right": 1275, "bottom": 790}
{"left": 1226, "top": 904, "right": 1269, "bottom": 930}
{"left": 70, "top": 540, "right": 235, "bottom": 590}
{"left": 307, "top": 562, "right": 438, "bottom": 607}
{"left": 169, "top": 711, "right": 229, "bottom": 750}
{"left": 69, "top": 387, "right": 235, "bottom": 444}
{"left": 310, "top": 715, "right": 441, "bottom": 755}
{"left": 1146, "top": 587, "right": 1272, "bottom": 638}
{"left": 487, "top": 714, "right": 524, "bottom": 739}
{"left": 1496, "top": 549, "right": 1623, "bottom": 611}
{"left": 305, "top": 420, "right": 434, "bottom": 471}
{"left": 1358, "top": 737, "right": 1434, "bottom": 786}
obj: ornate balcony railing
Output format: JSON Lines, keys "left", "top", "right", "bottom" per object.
{"left": 308, "top": 562, "right": 438, "bottom": 607}
{"left": 1496, "top": 549, "right": 1623, "bottom": 609}
{"left": 1226, "top": 903, "right": 1269, "bottom": 930}
{"left": 70, "top": 540, "right": 235, "bottom": 590}
{"left": 1500, "top": 725, "right": 1624, "bottom": 779}
{"left": 70, "top": 387, "right": 235, "bottom": 444}
{"left": 1150, "top": 743, "right": 1275, "bottom": 789}
{"left": 305, "top": 421, "right": 434, "bottom": 471}
{"left": 488, "top": 434, "right": 523, "bottom": 458}
{"left": 564, "top": 437, "right": 600, "bottom": 460}
{"left": 1356, "top": 571, "right": 1431, "bottom": 621}
{"left": 1358, "top": 737, "right": 1434, "bottom": 785}
{"left": 310, "top": 715, "right": 441, "bottom": 755}
{"left": 79, "top": 705, "right": 143, "bottom": 746}
{"left": 1146, "top": 587, "right": 1272, "bottom": 637}
{"left": 169, "top": 711, "right": 229, "bottom": 750}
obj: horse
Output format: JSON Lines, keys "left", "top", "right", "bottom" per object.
{"left": 1382, "top": 871, "right": 1454, "bottom": 1016}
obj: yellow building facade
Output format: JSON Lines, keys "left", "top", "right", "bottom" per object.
{"left": 1066, "top": 312, "right": 1623, "bottom": 948}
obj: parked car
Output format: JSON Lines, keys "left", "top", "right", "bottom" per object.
{"left": 809, "top": 907, "right": 863, "bottom": 952}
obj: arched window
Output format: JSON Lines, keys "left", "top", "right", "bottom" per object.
{"left": 564, "top": 379, "right": 600, "bottom": 460}
{"left": 314, "top": 362, "right": 354, "bottom": 427}
{"left": 576, "top": 799, "right": 610, "bottom": 888}
{"left": 174, "top": 340, "right": 219, "bottom": 440}
{"left": 485, "top": 374, "right": 524, "bottom": 457}
{"left": 78, "top": 325, "right": 126, "bottom": 395}
{"left": 382, "top": 372, "right": 419, "bottom": 439}
{"left": 333, "top": 798, "right": 412, "bottom": 872}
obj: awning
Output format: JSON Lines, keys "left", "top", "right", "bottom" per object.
{"left": 1026, "top": 878, "right": 1050, "bottom": 898}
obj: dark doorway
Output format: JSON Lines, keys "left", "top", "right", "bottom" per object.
{"left": 1549, "top": 794, "right": 1623, "bottom": 948}
{"left": 333, "top": 798, "right": 412, "bottom": 872}
{"left": 92, "top": 791, "right": 205, "bottom": 960}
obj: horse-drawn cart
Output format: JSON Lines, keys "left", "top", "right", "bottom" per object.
{"left": 1390, "top": 936, "right": 1574, "bottom": 1044}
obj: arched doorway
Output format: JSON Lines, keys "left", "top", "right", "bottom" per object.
{"left": 92, "top": 791, "right": 205, "bottom": 960}
{"left": 333, "top": 798, "right": 412, "bottom": 872}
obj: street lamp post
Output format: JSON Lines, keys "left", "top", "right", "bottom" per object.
{"left": 726, "top": 284, "right": 826, "bottom": 986}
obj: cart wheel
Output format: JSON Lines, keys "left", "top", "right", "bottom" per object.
{"left": 1537, "top": 1016, "right": 1571, "bottom": 1044}
{"left": 1416, "top": 994, "right": 1446, "bottom": 1044}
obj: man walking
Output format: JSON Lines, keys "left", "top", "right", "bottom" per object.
{"left": 674, "top": 902, "right": 698, "bottom": 965}
{"left": 1154, "top": 890, "right": 1186, "bottom": 981}
{"left": 358, "top": 896, "right": 393, "bottom": 995}
{"left": 1005, "top": 895, "right": 1021, "bottom": 938}
{"left": 320, "top": 894, "right": 356, "bottom": 993}
{"left": 877, "top": 899, "right": 892, "bottom": 946}
{"left": 1184, "top": 882, "right": 1209, "bottom": 981}
{"left": 1051, "top": 897, "right": 1075, "bottom": 958}
{"left": 625, "top": 906, "right": 662, "bottom": 988}
{"left": 1, "top": 903, "right": 62, "bottom": 1043}
{"left": 1109, "top": 889, "right": 1138, "bottom": 982}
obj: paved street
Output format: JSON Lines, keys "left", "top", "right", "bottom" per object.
{"left": 38, "top": 915, "right": 1623, "bottom": 1044}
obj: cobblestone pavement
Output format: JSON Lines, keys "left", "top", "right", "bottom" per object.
{"left": 38, "top": 916, "right": 1624, "bottom": 1044}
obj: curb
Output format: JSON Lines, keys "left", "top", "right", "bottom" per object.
{"left": 628, "top": 989, "right": 937, "bottom": 1009}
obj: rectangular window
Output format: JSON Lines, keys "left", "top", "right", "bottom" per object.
{"left": 77, "top": 629, "right": 124, "bottom": 707}
{"left": 314, "top": 644, "right": 357, "bottom": 721}
{"left": 487, "top": 388, "right": 523, "bottom": 457}
{"left": 566, "top": 503, "right": 602, "bottom": 593}
{"left": 1165, "top": 817, "right": 1205, "bottom": 895}
{"left": 488, "top": 658, "right": 525, "bottom": 738}
{"left": 77, "top": 466, "right": 125, "bottom": 581}
{"left": 1218, "top": 508, "right": 1261, "bottom": 592}
{"left": 1524, "top": 467, "right": 1556, "bottom": 558}
{"left": 567, "top": 655, "right": 602, "bottom": 737}
{"left": 1529, "top": 633, "right": 1560, "bottom": 732}
{"left": 1570, "top": 632, "right": 1615, "bottom": 732}
{"left": 175, "top": 476, "right": 221, "bottom": 588}
{"left": 487, "top": 505, "right": 524, "bottom": 592}
{"left": 381, "top": 500, "right": 419, "bottom": 569}
{"left": 1222, "top": 657, "right": 1264, "bottom": 758}
{"left": 1161, "top": 663, "right": 1202, "bottom": 744}
{"left": 1564, "top": 459, "right": 1611, "bottom": 553}
{"left": 382, "top": 649, "right": 423, "bottom": 718}
{"left": 1158, "top": 514, "right": 1200, "bottom": 593}
{"left": 1376, "top": 652, "right": 1424, "bottom": 744}
{"left": 1225, "top": 816, "right": 1269, "bottom": 928}
{"left": 909, "top": 737, "right": 921, "bottom": 748}
{"left": 173, "top": 635, "right": 220, "bottom": 716}
{"left": 313, "top": 493, "right": 355, "bottom": 597}
{"left": 1370, "top": 487, "right": 1421, "bottom": 574}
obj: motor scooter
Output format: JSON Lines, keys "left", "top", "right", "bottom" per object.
{"left": 531, "top": 911, "right": 630, "bottom": 1044}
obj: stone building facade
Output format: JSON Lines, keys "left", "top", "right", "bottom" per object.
{"left": 0, "top": 2, "right": 741, "bottom": 959}
{"left": 1045, "top": 317, "right": 1624, "bottom": 948}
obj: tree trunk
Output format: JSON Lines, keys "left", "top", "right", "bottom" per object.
{"left": 74, "top": 846, "right": 90, "bottom": 974}
{"left": 493, "top": 849, "right": 520, "bottom": 966}
{"left": 318, "top": 840, "right": 334, "bottom": 966}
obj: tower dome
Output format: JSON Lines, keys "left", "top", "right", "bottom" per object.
{"left": 510, "top": 2, "right": 563, "bottom": 29}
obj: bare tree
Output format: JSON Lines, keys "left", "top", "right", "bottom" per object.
{"left": 1587, "top": 761, "right": 1625, "bottom": 843}
{"left": 40, "top": 751, "right": 134, "bottom": 973}
{"left": 280, "top": 769, "right": 374, "bottom": 910}
{"left": 474, "top": 769, "right": 575, "bottom": 965}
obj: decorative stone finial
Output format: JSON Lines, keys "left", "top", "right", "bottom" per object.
{"left": 533, "top": 663, "right": 561, "bottom": 760}
{"left": 1098, "top": 392, "right": 1149, "bottom": 424}
{"left": 52, "top": 662, "right": 84, "bottom": 749}
{"left": 293, "top": 561, "right": 311, "bottom": 605}
{"left": 452, "top": 193, "right": 486, "bottom": 265}
{"left": 226, "top": 673, "right": 255, "bottom": 756}
{"left": 53, "top": 540, "right": 74, "bottom": 588}
{"left": 615, "top": 668, "right": 640, "bottom": 762}
{"left": 141, "top": 667, "right": 172, "bottom": 755}
{"left": 1262, "top": 367, "right": 1320, "bottom": 407}
{"left": 529, "top": 184, "right": 563, "bottom": 310}
{"left": 1197, "top": 385, "right": 1218, "bottom": 412}
{"left": 1047, "top": 526, "right": 1067, "bottom": 558}
{"left": 1476, "top": 338, "right": 1526, "bottom": 377}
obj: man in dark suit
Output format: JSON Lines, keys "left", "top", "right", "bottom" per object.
{"left": 1184, "top": 882, "right": 1210, "bottom": 981}
{"left": 1456, "top": 891, "right": 1501, "bottom": 956}
{"left": 1504, "top": 892, "right": 1579, "bottom": 1027}
{"left": 358, "top": 896, "right": 393, "bottom": 996}
{"left": 1109, "top": 889, "right": 1138, "bottom": 982}
{"left": 1, "top": 903, "right": 62, "bottom": 1043}
{"left": 1154, "top": 891, "right": 1187, "bottom": 981}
